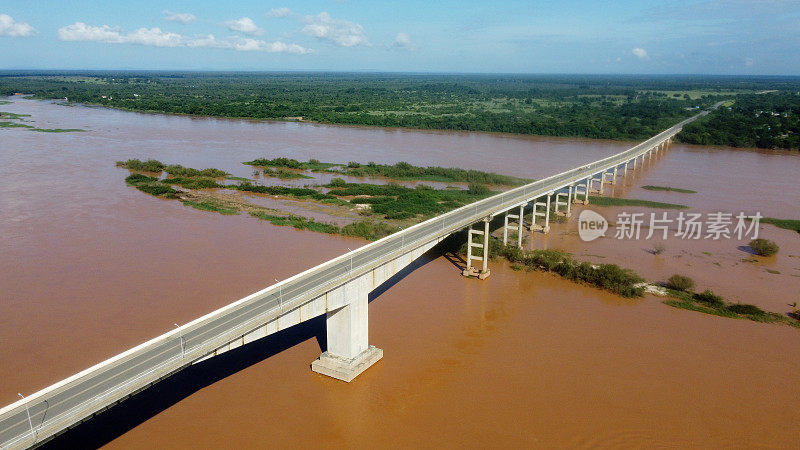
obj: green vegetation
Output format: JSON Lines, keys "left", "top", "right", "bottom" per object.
{"left": 2, "top": 72, "right": 747, "bottom": 141}
{"left": 340, "top": 219, "right": 400, "bottom": 241}
{"left": 249, "top": 211, "right": 340, "bottom": 234}
{"left": 124, "top": 173, "right": 178, "bottom": 198}
{"left": 0, "top": 111, "right": 30, "bottom": 119}
{"left": 758, "top": 217, "right": 800, "bottom": 233}
{"left": 667, "top": 274, "right": 695, "bottom": 292}
{"left": 641, "top": 185, "right": 696, "bottom": 194}
{"left": 486, "top": 241, "right": 645, "bottom": 298}
{"left": 165, "top": 176, "right": 224, "bottom": 189}
{"left": 749, "top": 238, "right": 779, "bottom": 256}
{"left": 182, "top": 200, "right": 239, "bottom": 215}
{"left": 0, "top": 121, "right": 31, "bottom": 128}
{"left": 29, "top": 127, "right": 84, "bottom": 132}
{"left": 588, "top": 196, "right": 688, "bottom": 209}
{"left": 233, "top": 181, "right": 340, "bottom": 202}
{"left": 165, "top": 164, "right": 228, "bottom": 178}
{"left": 664, "top": 288, "right": 798, "bottom": 327}
{"left": 338, "top": 161, "right": 528, "bottom": 185}
{"left": 244, "top": 157, "right": 337, "bottom": 171}
{"left": 117, "top": 158, "right": 166, "bottom": 172}
{"left": 679, "top": 92, "right": 800, "bottom": 150}
{"left": 334, "top": 181, "right": 495, "bottom": 219}
{"left": 261, "top": 167, "right": 313, "bottom": 180}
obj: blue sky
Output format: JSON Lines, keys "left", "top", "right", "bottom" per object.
{"left": 1, "top": 0, "right": 799, "bottom": 74}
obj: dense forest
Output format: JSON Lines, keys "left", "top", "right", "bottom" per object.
{"left": 679, "top": 92, "right": 800, "bottom": 150}
{"left": 1, "top": 71, "right": 799, "bottom": 148}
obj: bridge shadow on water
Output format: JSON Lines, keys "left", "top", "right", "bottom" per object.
{"left": 41, "top": 245, "right": 446, "bottom": 449}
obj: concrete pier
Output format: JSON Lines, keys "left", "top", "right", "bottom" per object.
{"left": 503, "top": 204, "right": 524, "bottom": 247}
{"left": 312, "top": 291, "right": 383, "bottom": 382}
{"left": 531, "top": 194, "right": 551, "bottom": 233}
{"left": 463, "top": 217, "right": 491, "bottom": 279}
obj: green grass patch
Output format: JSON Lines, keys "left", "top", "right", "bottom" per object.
{"left": 244, "top": 157, "right": 337, "bottom": 171}
{"left": 758, "top": 217, "right": 800, "bottom": 233}
{"left": 233, "top": 181, "right": 338, "bottom": 201}
{"left": 0, "top": 121, "right": 32, "bottom": 128}
{"left": 249, "top": 211, "right": 340, "bottom": 234}
{"left": 165, "top": 164, "right": 228, "bottom": 178}
{"left": 663, "top": 287, "right": 799, "bottom": 327}
{"left": 589, "top": 196, "right": 688, "bottom": 209}
{"left": 261, "top": 167, "right": 313, "bottom": 180}
{"left": 336, "top": 181, "right": 495, "bottom": 219}
{"left": 162, "top": 176, "right": 224, "bottom": 189}
{"left": 117, "top": 159, "right": 167, "bottom": 172}
{"left": 125, "top": 173, "right": 178, "bottom": 198}
{"left": 182, "top": 200, "right": 239, "bottom": 215}
{"left": 30, "top": 128, "right": 84, "bottom": 132}
{"left": 226, "top": 176, "right": 251, "bottom": 182}
{"left": 0, "top": 111, "right": 30, "bottom": 119}
{"left": 340, "top": 219, "right": 401, "bottom": 241}
{"left": 641, "top": 185, "right": 696, "bottom": 194}
{"left": 339, "top": 161, "right": 529, "bottom": 186}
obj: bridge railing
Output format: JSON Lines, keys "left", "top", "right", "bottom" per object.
{"left": 0, "top": 110, "right": 706, "bottom": 449}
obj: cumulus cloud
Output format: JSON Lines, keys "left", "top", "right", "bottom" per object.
{"left": 302, "top": 12, "right": 367, "bottom": 47}
{"left": 163, "top": 10, "right": 196, "bottom": 24}
{"left": 393, "top": 32, "right": 414, "bottom": 50}
{"left": 57, "top": 22, "right": 310, "bottom": 54}
{"left": 225, "top": 17, "right": 262, "bottom": 35}
{"left": 632, "top": 47, "right": 649, "bottom": 59}
{"left": 0, "top": 14, "right": 37, "bottom": 37}
{"left": 267, "top": 7, "right": 293, "bottom": 18}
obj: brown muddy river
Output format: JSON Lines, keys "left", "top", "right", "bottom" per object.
{"left": 1, "top": 98, "right": 799, "bottom": 448}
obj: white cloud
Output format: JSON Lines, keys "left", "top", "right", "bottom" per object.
{"left": 393, "top": 32, "right": 414, "bottom": 50}
{"left": 225, "top": 17, "right": 262, "bottom": 35}
{"left": 632, "top": 47, "right": 649, "bottom": 59}
{"left": 745, "top": 57, "right": 754, "bottom": 66}
{"left": 57, "top": 22, "right": 310, "bottom": 54}
{"left": 0, "top": 14, "right": 37, "bottom": 37}
{"left": 267, "top": 7, "right": 293, "bottom": 18}
{"left": 163, "top": 10, "right": 196, "bottom": 24}
{"left": 302, "top": 12, "right": 367, "bottom": 47}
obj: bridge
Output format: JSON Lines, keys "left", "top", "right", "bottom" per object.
{"left": 0, "top": 110, "right": 710, "bottom": 449}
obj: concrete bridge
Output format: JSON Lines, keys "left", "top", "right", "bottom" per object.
{"left": 0, "top": 110, "right": 710, "bottom": 449}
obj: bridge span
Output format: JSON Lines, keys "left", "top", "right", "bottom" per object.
{"left": 0, "top": 110, "right": 709, "bottom": 449}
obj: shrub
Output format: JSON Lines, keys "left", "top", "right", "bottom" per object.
{"left": 694, "top": 290, "right": 724, "bottom": 307}
{"left": 667, "top": 274, "right": 695, "bottom": 292}
{"left": 347, "top": 161, "right": 361, "bottom": 168}
{"left": 726, "top": 303, "right": 766, "bottom": 316}
{"left": 749, "top": 238, "right": 779, "bottom": 256}
{"left": 329, "top": 177, "right": 347, "bottom": 187}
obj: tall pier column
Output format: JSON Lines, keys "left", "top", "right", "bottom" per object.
{"left": 312, "top": 289, "right": 383, "bottom": 382}
{"left": 531, "top": 194, "right": 551, "bottom": 234}
{"left": 503, "top": 205, "right": 524, "bottom": 247}
{"left": 611, "top": 166, "right": 618, "bottom": 185}
{"left": 573, "top": 178, "right": 589, "bottom": 204}
{"left": 463, "top": 217, "right": 491, "bottom": 279}
{"left": 555, "top": 188, "right": 571, "bottom": 218}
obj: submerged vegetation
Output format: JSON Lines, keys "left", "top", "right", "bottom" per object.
{"left": 664, "top": 287, "right": 798, "bottom": 328}
{"left": 467, "top": 239, "right": 645, "bottom": 298}
{"left": 588, "top": 196, "right": 688, "bottom": 209}
{"left": 641, "top": 185, "right": 697, "bottom": 194}
{"left": 245, "top": 157, "right": 527, "bottom": 186}
{"left": 758, "top": 217, "right": 800, "bottom": 234}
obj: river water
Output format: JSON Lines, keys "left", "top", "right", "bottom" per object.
{"left": 1, "top": 98, "right": 799, "bottom": 448}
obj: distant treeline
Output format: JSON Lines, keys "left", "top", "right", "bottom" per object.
{"left": 678, "top": 92, "right": 800, "bottom": 150}
{"left": 2, "top": 72, "right": 799, "bottom": 145}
